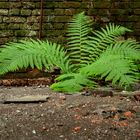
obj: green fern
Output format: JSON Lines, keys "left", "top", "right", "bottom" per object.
{"left": 0, "top": 12, "right": 139, "bottom": 93}
{"left": 0, "top": 39, "right": 71, "bottom": 75}
{"left": 51, "top": 13, "right": 139, "bottom": 92}
{"left": 52, "top": 39, "right": 140, "bottom": 92}
{"left": 87, "top": 23, "right": 132, "bottom": 62}
{"left": 50, "top": 73, "right": 96, "bottom": 92}
{"left": 81, "top": 45, "right": 139, "bottom": 87}
{"left": 67, "top": 12, "right": 92, "bottom": 70}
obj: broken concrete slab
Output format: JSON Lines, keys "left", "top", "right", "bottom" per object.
{"left": 0, "top": 95, "right": 50, "bottom": 104}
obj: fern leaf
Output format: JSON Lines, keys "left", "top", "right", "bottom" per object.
{"left": 0, "top": 39, "right": 71, "bottom": 75}
{"left": 109, "top": 39, "right": 140, "bottom": 60}
{"left": 51, "top": 73, "right": 97, "bottom": 92}
{"left": 88, "top": 23, "right": 132, "bottom": 61}
{"left": 81, "top": 43, "right": 139, "bottom": 87}
{"left": 67, "top": 12, "right": 92, "bottom": 70}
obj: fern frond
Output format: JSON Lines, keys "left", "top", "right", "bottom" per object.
{"left": 81, "top": 44, "right": 139, "bottom": 87}
{"left": 0, "top": 39, "right": 71, "bottom": 75}
{"left": 107, "top": 39, "right": 140, "bottom": 60}
{"left": 51, "top": 73, "right": 97, "bottom": 92}
{"left": 67, "top": 12, "right": 92, "bottom": 70}
{"left": 88, "top": 23, "right": 131, "bottom": 61}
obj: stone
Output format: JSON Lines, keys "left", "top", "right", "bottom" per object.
{"left": 1, "top": 95, "right": 50, "bottom": 103}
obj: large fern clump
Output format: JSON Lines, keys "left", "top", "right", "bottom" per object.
{"left": 0, "top": 12, "right": 140, "bottom": 93}
{"left": 51, "top": 12, "right": 140, "bottom": 92}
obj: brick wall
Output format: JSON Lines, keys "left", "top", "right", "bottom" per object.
{"left": 0, "top": 0, "right": 140, "bottom": 45}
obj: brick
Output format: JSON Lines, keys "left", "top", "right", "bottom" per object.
{"left": 8, "top": 23, "right": 20, "bottom": 30}
{"left": 134, "top": 9, "right": 140, "bottom": 15}
{"left": 9, "top": 2, "right": 22, "bottom": 8}
{"left": 27, "top": 16, "right": 40, "bottom": 23}
{"left": 0, "top": 23, "right": 7, "bottom": 29}
{"left": 9, "top": 9, "right": 20, "bottom": 16}
{"left": 0, "top": 2, "right": 9, "bottom": 8}
{"left": 0, "top": 30, "right": 13, "bottom": 37}
{"left": 14, "top": 30, "right": 37, "bottom": 37}
{"left": 32, "top": 9, "right": 40, "bottom": 16}
{"left": 3, "top": 17, "right": 26, "bottom": 23}
{"left": 21, "top": 9, "right": 32, "bottom": 16}
{"left": 134, "top": 2, "right": 140, "bottom": 8}
{"left": 0, "top": 9, "right": 8, "bottom": 15}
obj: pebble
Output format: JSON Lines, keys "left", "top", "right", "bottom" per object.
{"left": 59, "top": 95, "right": 66, "bottom": 100}
{"left": 59, "top": 135, "right": 64, "bottom": 138}
{"left": 40, "top": 114, "right": 44, "bottom": 117}
{"left": 126, "top": 99, "right": 130, "bottom": 102}
{"left": 32, "top": 130, "right": 36, "bottom": 134}
{"left": 16, "top": 110, "right": 21, "bottom": 113}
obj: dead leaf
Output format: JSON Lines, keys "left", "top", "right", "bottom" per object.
{"left": 136, "top": 130, "right": 140, "bottom": 137}
{"left": 74, "top": 114, "right": 81, "bottom": 120}
{"left": 59, "top": 95, "right": 66, "bottom": 100}
{"left": 73, "top": 126, "right": 81, "bottom": 132}
{"left": 124, "top": 111, "right": 133, "bottom": 118}
{"left": 113, "top": 121, "right": 128, "bottom": 127}
{"left": 113, "top": 114, "right": 119, "bottom": 120}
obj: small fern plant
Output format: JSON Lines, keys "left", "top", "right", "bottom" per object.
{"left": 0, "top": 12, "right": 139, "bottom": 93}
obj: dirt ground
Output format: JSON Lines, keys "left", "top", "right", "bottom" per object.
{"left": 0, "top": 85, "right": 140, "bottom": 140}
